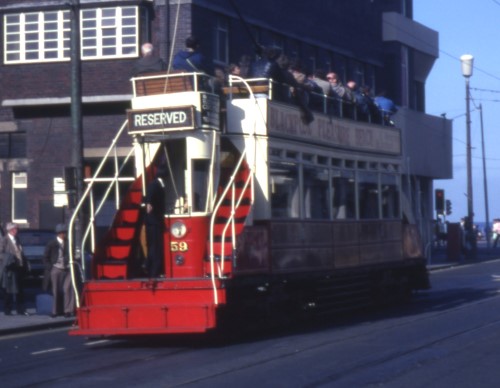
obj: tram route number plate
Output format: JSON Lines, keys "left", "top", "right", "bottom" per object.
{"left": 171, "top": 241, "right": 188, "bottom": 252}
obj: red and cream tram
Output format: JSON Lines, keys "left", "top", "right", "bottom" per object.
{"left": 68, "top": 72, "right": 429, "bottom": 336}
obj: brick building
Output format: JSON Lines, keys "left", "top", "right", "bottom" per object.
{"left": 0, "top": 0, "right": 449, "bottom": 237}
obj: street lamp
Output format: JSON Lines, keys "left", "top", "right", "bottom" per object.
{"left": 460, "top": 54, "right": 475, "bottom": 259}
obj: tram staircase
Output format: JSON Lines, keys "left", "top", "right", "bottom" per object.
{"left": 208, "top": 158, "right": 253, "bottom": 276}
{"left": 91, "top": 169, "right": 152, "bottom": 281}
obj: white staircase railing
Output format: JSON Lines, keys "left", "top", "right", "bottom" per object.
{"left": 68, "top": 120, "right": 136, "bottom": 308}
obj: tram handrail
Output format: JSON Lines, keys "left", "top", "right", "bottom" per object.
{"left": 208, "top": 76, "right": 258, "bottom": 305}
{"left": 208, "top": 148, "right": 250, "bottom": 289}
{"left": 217, "top": 170, "right": 253, "bottom": 274}
{"left": 68, "top": 119, "right": 133, "bottom": 308}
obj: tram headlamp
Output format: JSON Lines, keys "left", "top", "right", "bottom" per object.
{"left": 171, "top": 221, "right": 187, "bottom": 238}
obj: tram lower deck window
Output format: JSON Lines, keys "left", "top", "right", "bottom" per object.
{"left": 270, "top": 163, "right": 299, "bottom": 218}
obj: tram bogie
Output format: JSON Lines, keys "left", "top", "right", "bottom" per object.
{"left": 69, "top": 72, "right": 429, "bottom": 337}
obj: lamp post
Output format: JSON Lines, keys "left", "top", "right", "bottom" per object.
{"left": 70, "top": 0, "right": 83, "bottom": 260}
{"left": 460, "top": 54, "right": 475, "bottom": 259}
{"left": 479, "top": 103, "right": 490, "bottom": 248}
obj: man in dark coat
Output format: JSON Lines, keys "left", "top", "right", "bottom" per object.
{"left": 44, "top": 224, "right": 75, "bottom": 318}
{"left": 131, "top": 42, "right": 166, "bottom": 77}
{"left": 172, "top": 36, "right": 212, "bottom": 74}
{"left": 0, "top": 222, "right": 30, "bottom": 316}
{"left": 144, "top": 167, "right": 167, "bottom": 277}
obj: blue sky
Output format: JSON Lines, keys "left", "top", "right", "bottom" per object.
{"left": 413, "top": 1, "right": 500, "bottom": 224}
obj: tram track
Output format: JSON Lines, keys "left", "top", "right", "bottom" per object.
{"left": 168, "top": 291, "right": 500, "bottom": 387}
{"left": 10, "top": 279, "right": 500, "bottom": 387}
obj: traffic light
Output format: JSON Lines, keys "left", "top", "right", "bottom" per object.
{"left": 435, "top": 189, "right": 445, "bottom": 214}
{"left": 446, "top": 199, "right": 452, "bottom": 215}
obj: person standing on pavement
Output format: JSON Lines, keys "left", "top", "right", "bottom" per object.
{"left": 492, "top": 219, "right": 500, "bottom": 248}
{"left": 0, "top": 222, "right": 30, "bottom": 316}
{"left": 44, "top": 224, "right": 75, "bottom": 318}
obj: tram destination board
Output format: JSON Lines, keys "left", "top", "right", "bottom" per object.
{"left": 127, "top": 106, "right": 195, "bottom": 134}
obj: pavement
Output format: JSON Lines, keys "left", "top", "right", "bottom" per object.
{"left": 0, "top": 289, "right": 76, "bottom": 336}
{"left": 0, "top": 242, "right": 498, "bottom": 337}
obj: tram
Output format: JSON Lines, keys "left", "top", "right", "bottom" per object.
{"left": 68, "top": 71, "right": 429, "bottom": 336}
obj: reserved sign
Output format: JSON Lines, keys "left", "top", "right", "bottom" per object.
{"left": 127, "top": 106, "right": 195, "bottom": 133}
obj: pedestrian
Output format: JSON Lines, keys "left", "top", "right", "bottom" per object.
{"left": 144, "top": 166, "right": 168, "bottom": 277}
{"left": 0, "top": 222, "right": 30, "bottom": 316}
{"left": 492, "top": 219, "right": 500, "bottom": 248}
{"left": 44, "top": 224, "right": 75, "bottom": 318}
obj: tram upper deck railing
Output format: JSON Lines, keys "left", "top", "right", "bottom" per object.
{"left": 130, "top": 72, "right": 395, "bottom": 129}
{"left": 225, "top": 76, "right": 392, "bottom": 126}
{"left": 131, "top": 71, "right": 215, "bottom": 97}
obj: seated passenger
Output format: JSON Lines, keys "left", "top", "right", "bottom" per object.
{"left": 326, "top": 72, "right": 348, "bottom": 116}
{"left": 238, "top": 55, "right": 252, "bottom": 78}
{"left": 172, "top": 36, "right": 212, "bottom": 74}
{"left": 288, "top": 60, "right": 315, "bottom": 124}
{"left": 347, "top": 82, "right": 378, "bottom": 122}
{"left": 311, "top": 69, "right": 331, "bottom": 113}
{"left": 276, "top": 54, "right": 298, "bottom": 102}
{"left": 131, "top": 43, "right": 166, "bottom": 77}
{"left": 248, "top": 46, "right": 286, "bottom": 97}
{"left": 227, "top": 63, "right": 241, "bottom": 78}
{"left": 374, "top": 91, "right": 398, "bottom": 126}
{"left": 312, "top": 69, "right": 331, "bottom": 96}
{"left": 361, "top": 86, "right": 382, "bottom": 124}
{"left": 344, "top": 81, "right": 358, "bottom": 119}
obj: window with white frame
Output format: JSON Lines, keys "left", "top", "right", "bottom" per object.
{"left": 81, "top": 6, "right": 138, "bottom": 59}
{"left": 3, "top": 6, "right": 138, "bottom": 64}
{"left": 12, "top": 172, "right": 27, "bottom": 223}
{"left": 4, "top": 10, "right": 70, "bottom": 63}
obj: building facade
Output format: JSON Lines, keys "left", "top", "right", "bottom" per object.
{"left": 0, "top": 0, "right": 450, "bottom": 246}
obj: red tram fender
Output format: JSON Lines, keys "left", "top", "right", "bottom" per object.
{"left": 70, "top": 278, "right": 226, "bottom": 336}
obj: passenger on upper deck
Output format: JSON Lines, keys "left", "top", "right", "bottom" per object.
{"left": 311, "top": 69, "right": 331, "bottom": 96}
{"left": 304, "top": 69, "right": 327, "bottom": 112}
{"left": 326, "top": 72, "right": 348, "bottom": 116}
{"left": 172, "top": 36, "right": 212, "bottom": 74}
{"left": 131, "top": 43, "right": 166, "bottom": 77}
{"left": 228, "top": 63, "right": 241, "bottom": 78}
{"left": 374, "top": 90, "right": 398, "bottom": 126}
{"left": 237, "top": 55, "right": 252, "bottom": 78}
{"left": 288, "top": 60, "right": 316, "bottom": 124}
{"left": 249, "top": 46, "right": 284, "bottom": 79}
{"left": 327, "top": 72, "right": 347, "bottom": 100}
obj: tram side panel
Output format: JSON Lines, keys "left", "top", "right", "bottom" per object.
{"left": 226, "top": 96, "right": 428, "bottom": 290}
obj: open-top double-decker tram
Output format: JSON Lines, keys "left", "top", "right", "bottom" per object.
{"left": 68, "top": 71, "right": 429, "bottom": 336}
